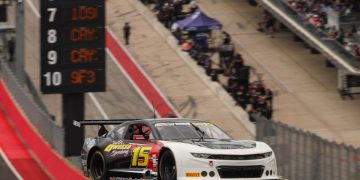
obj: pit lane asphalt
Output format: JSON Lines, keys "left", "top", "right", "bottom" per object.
{"left": 0, "top": 151, "right": 18, "bottom": 180}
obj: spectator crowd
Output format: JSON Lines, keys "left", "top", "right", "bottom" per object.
{"left": 140, "top": 0, "right": 274, "bottom": 121}
{"left": 286, "top": 0, "right": 360, "bottom": 57}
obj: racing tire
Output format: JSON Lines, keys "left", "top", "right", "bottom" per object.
{"left": 159, "top": 150, "right": 177, "bottom": 180}
{"left": 89, "top": 150, "right": 108, "bottom": 180}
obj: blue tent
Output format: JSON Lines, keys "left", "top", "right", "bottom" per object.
{"left": 177, "top": 10, "right": 222, "bottom": 32}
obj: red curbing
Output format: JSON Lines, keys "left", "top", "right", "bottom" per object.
{"left": 0, "top": 108, "right": 50, "bottom": 179}
{"left": 106, "top": 29, "right": 179, "bottom": 118}
{"left": 0, "top": 80, "right": 85, "bottom": 180}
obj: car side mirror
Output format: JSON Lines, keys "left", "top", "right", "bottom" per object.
{"left": 98, "top": 125, "right": 108, "bottom": 137}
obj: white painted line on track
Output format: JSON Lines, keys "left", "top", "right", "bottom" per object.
{"left": 88, "top": 93, "right": 115, "bottom": 129}
{"left": 87, "top": 93, "right": 109, "bottom": 120}
{"left": 106, "top": 27, "right": 181, "bottom": 118}
{"left": 0, "top": 148, "right": 23, "bottom": 180}
{"left": 25, "top": 0, "right": 40, "bottom": 18}
{"left": 106, "top": 48, "right": 161, "bottom": 118}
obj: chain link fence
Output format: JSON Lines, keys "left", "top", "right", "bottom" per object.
{"left": 255, "top": 115, "right": 360, "bottom": 180}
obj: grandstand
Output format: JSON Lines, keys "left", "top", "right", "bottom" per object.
{"left": 258, "top": 0, "right": 360, "bottom": 97}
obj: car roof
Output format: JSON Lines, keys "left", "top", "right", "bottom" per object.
{"left": 123, "top": 118, "right": 208, "bottom": 125}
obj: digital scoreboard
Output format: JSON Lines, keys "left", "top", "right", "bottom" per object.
{"left": 41, "top": 0, "right": 105, "bottom": 94}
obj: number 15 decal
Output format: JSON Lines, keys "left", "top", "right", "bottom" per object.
{"left": 132, "top": 146, "right": 152, "bottom": 167}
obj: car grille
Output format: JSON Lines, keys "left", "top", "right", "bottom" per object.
{"left": 208, "top": 153, "right": 268, "bottom": 160}
{"left": 202, "top": 142, "right": 255, "bottom": 149}
{"left": 216, "top": 165, "right": 264, "bottom": 178}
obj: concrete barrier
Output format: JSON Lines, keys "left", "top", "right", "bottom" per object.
{"left": 128, "top": 0, "right": 255, "bottom": 136}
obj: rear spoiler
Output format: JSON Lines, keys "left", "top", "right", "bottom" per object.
{"left": 73, "top": 119, "right": 140, "bottom": 127}
{"left": 73, "top": 119, "right": 140, "bottom": 136}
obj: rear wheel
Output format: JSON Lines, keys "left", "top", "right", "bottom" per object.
{"left": 159, "top": 150, "right": 177, "bottom": 180}
{"left": 89, "top": 150, "right": 107, "bottom": 180}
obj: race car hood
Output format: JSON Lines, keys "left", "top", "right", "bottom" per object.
{"left": 161, "top": 139, "right": 272, "bottom": 154}
{"left": 192, "top": 139, "right": 256, "bottom": 149}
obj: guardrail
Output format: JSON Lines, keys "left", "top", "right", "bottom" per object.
{"left": 258, "top": 0, "right": 360, "bottom": 74}
{"left": 255, "top": 115, "right": 360, "bottom": 180}
{"left": 0, "top": 61, "right": 65, "bottom": 155}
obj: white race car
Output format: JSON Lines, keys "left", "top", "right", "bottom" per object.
{"left": 77, "top": 118, "right": 280, "bottom": 179}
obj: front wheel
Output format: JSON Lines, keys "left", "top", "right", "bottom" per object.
{"left": 89, "top": 150, "right": 107, "bottom": 180}
{"left": 159, "top": 150, "right": 177, "bottom": 180}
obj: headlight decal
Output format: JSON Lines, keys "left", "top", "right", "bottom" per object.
{"left": 191, "top": 153, "right": 211, "bottom": 159}
{"left": 264, "top": 151, "right": 273, "bottom": 158}
{"left": 185, "top": 172, "right": 200, "bottom": 177}
{"left": 191, "top": 152, "right": 273, "bottom": 160}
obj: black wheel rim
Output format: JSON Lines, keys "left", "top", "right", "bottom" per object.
{"left": 162, "top": 153, "right": 176, "bottom": 178}
{"left": 92, "top": 153, "right": 104, "bottom": 178}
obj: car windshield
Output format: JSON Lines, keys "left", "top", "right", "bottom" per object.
{"left": 155, "top": 122, "right": 232, "bottom": 140}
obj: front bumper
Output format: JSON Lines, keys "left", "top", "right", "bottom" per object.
{"left": 177, "top": 155, "right": 279, "bottom": 180}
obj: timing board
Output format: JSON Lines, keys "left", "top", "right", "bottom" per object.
{"left": 40, "top": 0, "right": 105, "bottom": 94}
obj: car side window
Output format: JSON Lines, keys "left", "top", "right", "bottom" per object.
{"left": 124, "top": 125, "right": 135, "bottom": 140}
{"left": 107, "top": 131, "right": 116, "bottom": 139}
{"left": 108, "top": 126, "right": 126, "bottom": 140}
{"left": 123, "top": 124, "right": 153, "bottom": 140}
{"left": 115, "top": 126, "right": 126, "bottom": 140}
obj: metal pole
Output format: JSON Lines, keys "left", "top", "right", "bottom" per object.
{"left": 62, "top": 93, "right": 85, "bottom": 156}
{"left": 15, "top": 0, "right": 25, "bottom": 84}
{"left": 295, "top": 131, "right": 300, "bottom": 180}
{"left": 0, "top": 29, "right": 6, "bottom": 62}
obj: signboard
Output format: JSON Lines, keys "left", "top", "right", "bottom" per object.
{"left": 40, "top": 0, "right": 105, "bottom": 94}
{"left": 347, "top": 75, "right": 360, "bottom": 88}
{"left": 0, "top": 6, "right": 6, "bottom": 22}
{"left": 338, "top": 69, "right": 360, "bottom": 97}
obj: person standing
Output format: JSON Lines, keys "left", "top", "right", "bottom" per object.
{"left": 8, "top": 37, "right": 15, "bottom": 62}
{"left": 173, "top": 0, "right": 183, "bottom": 20}
{"left": 190, "top": 0, "right": 198, "bottom": 13}
{"left": 264, "top": 14, "right": 276, "bottom": 38}
{"left": 230, "top": 53, "right": 244, "bottom": 75}
{"left": 265, "top": 88, "right": 273, "bottom": 119}
{"left": 123, "top": 22, "right": 131, "bottom": 45}
{"left": 223, "top": 31, "right": 231, "bottom": 45}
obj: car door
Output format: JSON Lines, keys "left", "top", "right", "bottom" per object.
{"left": 122, "top": 123, "right": 157, "bottom": 169}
